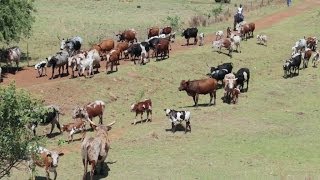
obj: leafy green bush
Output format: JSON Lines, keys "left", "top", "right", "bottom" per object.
{"left": 164, "top": 15, "right": 183, "bottom": 30}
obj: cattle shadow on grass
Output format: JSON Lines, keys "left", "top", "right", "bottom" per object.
{"left": 256, "top": 42, "right": 267, "bottom": 47}
{"left": 46, "top": 132, "right": 62, "bottom": 139}
{"left": 131, "top": 118, "right": 151, "bottom": 125}
{"left": 0, "top": 66, "right": 25, "bottom": 75}
{"left": 213, "top": 50, "right": 232, "bottom": 58}
{"left": 179, "top": 103, "right": 213, "bottom": 108}
{"left": 165, "top": 124, "right": 186, "bottom": 133}
{"left": 35, "top": 176, "right": 47, "bottom": 180}
{"left": 83, "top": 161, "right": 116, "bottom": 180}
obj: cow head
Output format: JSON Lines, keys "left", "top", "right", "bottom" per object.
{"left": 72, "top": 107, "right": 88, "bottom": 119}
{"left": 169, "top": 32, "right": 176, "bottom": 43}
{"left": 130, "top": 103, "right": 137, "bottom": 112}
{"left": 181, "top": 29, "right": 186, "bottom": 37}
{"left": 115, "top": 32, "right": 124, "bottom": 42}
{"left": 46, "top": 151, "right": 64, "bottom": 168}
{"left": 178, "top": 80, "right": 189, "bottom": 91}
{"left": 164, "top": 108, "right": 171, "bottom": 116}
{"left": 60, "top": 38, "right": 67, "bottom": 50}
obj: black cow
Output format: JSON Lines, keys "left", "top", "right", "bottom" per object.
{"left": 235, "top": 68, "right": 250, "bottom": 92}
{"left": 283, "top": 53, "right": 302, "bottom": 78}
{"left": 182, "top": 27, "right": 198, "bottom": 46}
{"left": 164, "top": 108, "right": 191, "bottom": 133}
{"left": 207, "top": 62, "right": 233, "bottom": 84}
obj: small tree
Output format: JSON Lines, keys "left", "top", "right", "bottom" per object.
{"left": 165, "top": 15, "right": 183, "bottom": 30}
{"left": 0, "top": 83, "right": 45, "bottom": 178}
{"left": 0, "top": 0, "right": 36, "bottom": 44}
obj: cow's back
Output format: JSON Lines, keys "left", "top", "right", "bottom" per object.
{"left": 190, "top": 78, "right": 217, "bottom": 94}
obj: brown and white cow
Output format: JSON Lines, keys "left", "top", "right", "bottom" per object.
{"left": 106, "top": 49, "right": 120, "bottom": 73}
{"left": 91, "top": 39, "right": 115, "bottom": 57}
{"left": 212, "top": 38, "right": 234, "bottom": 57}
{"left": 312, "top": 51, "right": 320, "bottom": 67}
{"left": 28, "top": 146, "right": 64, "bottom": 180}
{"left": 81, "top": 121, "right": 115, "bottom": 180}
{"left": 116, "top": 29, "right": 137, "bottom": 43}
{"left": 302, "top": 48, "right": 313, "bottom": 68}
{"left": 306, "top": 36, "right": 318, "bottom": 51}
{"left": 179, "top": 78, "right": 218, "bottom": 107}
{"left": 148, "top": 27, "right": 160, "bottom": 39}
{"left": 223, "top": 73, "right": 237, "bottom": 104}
{"left": 72, "top": 100, "right": 106, "bottom": 128}
{"left": 130, "top": 99, "right": 152, "bottom": 125}
{"left": 115, "top": 41, "right": 129, "bottom": 59}
{"left": 231, "top": 87, "right": 241, "bottom": 104}
{"left": 62, "top": 118, "right": 86, "bottom": 143}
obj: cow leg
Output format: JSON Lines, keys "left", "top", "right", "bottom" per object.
{"left": 66, "top": 63, "right": 69, "bottom": 75}
{"left": 185, "top": 121, "right": 191, "bottom": 133}
{"left": 99, "top": 114, "right": 103, "bottom": 124}
{"left": 172, "top": 122, "right": 176, "bottom": 133}
{"left": 140, "top": 112, "right": 144, "bottom": 123}
{"left": 133, "top": 113, "right": 137, "bottom": 125}
{"left": 195, "top": 94, "right": 199, "bottom": 107}
{"left": 56, "top": 122, "right": 62, "bottom": 133}
{"left": 90, "top": 162, "right": 96, "bottom": 180}
{"left": 209, "top": 92, "right": 213, "bottom": 106}
{"left": 186, "top": 38, "right": 190, "bottom": 46}
{"left": 213, "top": 90, "right": 216, "bottom": 105}
{"left": 53, "top": 170, "right": 57, "bottom": 180}
{"left": 194, "top": 37, "right": 198, "bottom": 45}
{"left": 49, "top": 123, "right": 56, "bottom": 135}
{"left": 246, "top": 79, "right": 249, "bottom": 92}
{"left": 50, "top": 67, "right": 54, "bottom": 79}
{"left": 192, "top": 96, "right": 196, "bottom": 106}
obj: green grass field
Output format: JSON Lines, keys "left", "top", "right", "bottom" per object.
{"left": 6, "top": 0, "right": 320, "bottom": 180}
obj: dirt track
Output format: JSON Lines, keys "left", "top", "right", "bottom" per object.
{"left": 1, "top": 0, "right": 320, "bottom": 88}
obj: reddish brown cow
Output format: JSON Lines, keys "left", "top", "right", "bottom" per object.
{"left": 92, "top": 39, "right": 115, "bottom": 57}
{"left": 115, "top": 41, "right": 129, "bottom": 59}
{"left": 160, "top": 26, "right": 172, "bottom": 35}
{"left": 155, "top": 38, "right": 170, "bottom": 60}
{"left": 116, "top": 29, "right": 137, "bottom": 43}
{"left": 106, "top": 49, "right": 120, "bottom": 73}
{"left": 306, "top": 37, "right": 318, "bottom": 51}
{"left": 130, "top": 99, "right": 152, "bottom": 125}
{"left": 231, "top": 88, "right": 240, "bottom": 104}
{"left": 240, "top": 24, "right": 250, "bottom": 40}
{"left": 62, "top": 119, "right": 86, "bottom": 143}
{"left": 302, "top": 48, "right": 313, "bottom": 68}
{"left": 148, "top": 27, "right": 160, "bottom": 39}
{"left": 72, "top": 100, "right": 105, "bottom": 128}
{"left": 178, "top": 78, "right": 218, "bottom": 107}
{"left": 248, "top": 22, "right": 255, "bottom": 38}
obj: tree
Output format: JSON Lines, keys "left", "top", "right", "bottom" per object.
{"left": 0, "top": 83, "right": 46, "bottom": 178}
{"left": 0, "top": 0, "right": 36, "bottom": 44}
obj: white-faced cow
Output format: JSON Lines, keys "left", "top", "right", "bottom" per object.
{"left": 130, "top": 99, "right": 152, "bottom": 125}
{"left": 182, "top": 27, "right": 198, "bottom": 45}
{"left": 68, "top": 52, "right": 86, "bottom": 78}
{"left": 223, "top": 73, "right": 237, "bottom": 104}
{"left": 164, "top": 109, "right": 191, "bottom": 133}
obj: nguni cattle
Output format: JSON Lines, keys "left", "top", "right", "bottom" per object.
{"left": 81, "top": 121, "right": 115, "bottom": 180}
{"left": 27, "top": 105, "right": 63, "bottom": 136}
{"left": 179, "top": 78, "right": 218, "bottom": 107}
{"left": 27, "top": 146, "right": 64, "bottom": 180}
{"left": 47, "top": 50, "right": 69, "bottom": 79}
{"left": 59, "top": 36, "right": 83, "bottom": 56}
{"left": 3, "top": 46, "right": 21, "bottom": 71}
{"left": 115, "top": 41, "right": 129, "bottom": 59}
{"left": 239, "top": 23, "right": 250, "bottom": 40}
{"left": 231, "top": 88, "right": 241, "bottom": 104}
{"left": 116, "top": 29, "right": 137, "bottom": 43}
{"left": 148, "top": 27, "right": 160, "bottom": 39}
{"left": 230, "top": 34, "right": 241, "bottom": 53}
{"left": 212, "top": 38, "right": 234, "bottom": 57}
{"left": 306, "top": 36, "right": 317, "bottom": 51}
{"left": 283, "top": 52, "right": 302, "bottom": 78}
{"left": 248, "top": 22, "right": 255, "bottom": 38}
{"left": 155, "top": 38, "right": 170, "bottom": 60}
{"left": 72, "top": 100, "right": 106, "bottom": 128}
{"left": 106, "top": 49, "right": 120, "bottom": 73}
{"left": 198, "top": 33, "right": 204, "bottom": 46}
{"left": 292, "top": 38, "right": 307, "bottom": 55}
{"left": 164, "top": 109, "right": 191, "bottom": 133}
{"left": 62, "top": 118, "right": 86, "bottom": 143}
{"left": 312, "top": 51, "right": 320, "bottom": 67}
{"left": 207, "top": 62, "right": 233, "bottom": 84}
{"left": 124, "top": 42, "right": 149, "bottom": 65}
{"left": 223, "top": 73, "right": 237, "bottom": 104}
{"left": 235, "top": 68, "right": 250, "bottom": 92}
{"left": 78, "top": 49, "right": 101, "bottom": 78}
{"left": 257, "top": 34, "right": 268, "bottom": 46}
{"left": 130, "top": 99, "right": 152, "bottom": 125}
{"left": 182, "top": 27, "right": 198, "bottom": 45}
{"left": 216, "top": 30, "right": 224, "bottom": 40}
{"left": 68, "top": 52, "right": 86, "bottom": 78}
{"left": 302, "top": 48, "right": 312, "bottom": 68}
{"left": 91, "top": 39, "right": 115, "bottom": 57}
{"left": 35, "top": 60, "right": 47, "bottom": 78}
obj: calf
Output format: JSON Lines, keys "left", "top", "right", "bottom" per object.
{"left": 231, "top": 88, "right": 241, "bottom": 104}
{"left": 72, "top": 100, "right": 106, "bottom": 127}
{"left": 235, "top": 68, "right": 250, "bottom": 92}
{"left": 312, "top": 51, "right": 320, "bottom": 67}
{"left": 302, "top": 48, "right": 312, "bottom": 68}
{"left": 182, "top": 27, "right": 198, "bottom": 45}
{"left": 198, "top": 33, "right": 204, "bottom": 46}
{"left": 178, "top": 78, "right": 218, "bottom": 107}
{"left": 212, "top": 38, "right": 233, "bottom": 57}
{"left": 257, "top": 34, "right": 268, "bottom": 46}
{"left": 130, "top": 99, "right": 152, "bottom": 125}
{"left": 68, "top": 52, "right": 86, "bottom": 78}
{"left": 164, "top": 109, "right": 191, "bottom": 133}
{"left": 34, "top": 60, "right": 47, "bottom": 78}
{"left": 62, "top": 119, "right": 86, "bottom": 143}
{"left": 215, "top": 30, "right": 224, "bottom": 40}
{"left": 106, "top": 49, "right": 120, "bottom": 73}
{"left": 28, "top": 146, "right": 64, "bottom": 180}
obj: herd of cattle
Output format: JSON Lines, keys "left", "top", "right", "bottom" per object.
{"left": 2, "top": 20, "right": 319, "bottom": 180}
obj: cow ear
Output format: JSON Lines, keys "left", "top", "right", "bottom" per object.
{"left": 58, "top": 152, "right": 64, "bottom": 156}
{"left": 47, "top": 153, "right": 51, "bottom": 157}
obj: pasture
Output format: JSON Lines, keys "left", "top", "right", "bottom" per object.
{"left": 4, "top": 0, "right": 320, "bottom": 179}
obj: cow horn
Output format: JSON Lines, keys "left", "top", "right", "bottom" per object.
{"left": 107, "top": 121, "right": 116, "bottom": 127}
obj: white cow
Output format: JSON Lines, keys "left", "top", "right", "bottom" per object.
{"left": 257, "top": 34, "right": 268, "bottom": 46}
{"left": 78, "top": 49, "right": 101, "bottom": 78}
{"left": 292, "top": 38, "right": 307, "bottom": 55}
{"left": 215, "top": 30, "right": 224, "bottom": 40}
{"left": 230, "top": 34, "right": 241, "bottom": 53}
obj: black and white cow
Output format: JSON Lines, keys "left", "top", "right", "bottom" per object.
{"left": 207, "top": 62, "right": 233, "bottom": 84}
{"left": 181, "top": 27, "right": 198, "bottom": 46}
{"left": 164, "top": 108, "right": 191, "bottom": 133}
{"left": 124, "top": 42, "right": 150, "bottom": 65}
{"left": 283, "top": 53, "right": 302, "bottom": 78}
{"left": 60, "top": 36, "right": 83, "bottom": 56}
{"left": 235, "top": 68, "right": 250, "bottom": 92}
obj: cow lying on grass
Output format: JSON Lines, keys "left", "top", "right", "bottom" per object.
{"left": 164, "top": 109, "right": 191, "bottom": 133}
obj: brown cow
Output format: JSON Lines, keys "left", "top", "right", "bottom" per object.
{"left": 160, "top": 26, "right": 172, "bottom": 35}
{"left": 178, "top": 78, "right": 218, "bottom": 107}
{"left": 81, "top": 121, "right": 115, "bottom": 180}
{"left": 62, "top": 119, "right": 86, "bottom": 143}
{"left": 115, "top": 41, "right": 129, "bottom": 59}
{"left": 306, "top": 36, "right": 318, "bottom": 51}
{"left": 106, "top": 49, "right": 120, "bottom": 73}
{"left": 155, "top": 38, "right": 170, "bottom": 60}
{"left": 130, "top": 99, "right": 152, "bottom": 125}
{"left": 72, "top": 100, "right": 106, "bottom": 128}
{"left": 248, "top": 22, "right": 255, "bottom": 38}
{"left": 240, "top": 24, "right": 250, "bottom": 40}
{"left": 231, "top": 88, "right": 241, "bottom": 104}
{"left": 302, "top": 48, "right": 313, "bottom": 68}
{"left": 92, "top": 39, "right": 114, "bottom": 58}
{"left": 116, "top": 29, "right": 137, "bottom": 43}
{"left": 28, "top": 146, "right": 64, "bottom": 180}
{"left": 148, "top": 27, "right": 160, "bottom": 39}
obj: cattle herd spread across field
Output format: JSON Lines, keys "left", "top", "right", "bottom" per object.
{"left": 1, "top": 19, "right": 319, "bottom": 179}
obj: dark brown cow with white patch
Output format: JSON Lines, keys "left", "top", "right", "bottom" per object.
{"left": 116, "top": 29, "right": 137, "bottom": 43}
{"left": 302, "top": 48, "right": 313, "bottom": 68}
{"left": 92, "top": 39, "right": 115, "bottom": 57}
{"left": 178, "top": 78, "right": 218, "bottom": 107}
{"left": 62, "top": 118, "right": 86, "bottom": 143}
{"left": 115, "top": 41, "right": 129, "bottom": 59}
{"left": 148, "top": 27, "right": 160, "bottom": 39}
{"left": 106, "top": 49, "right": 120, "bottom": 73}
{"left": 130, "top": 99, "right": 152, "bottom": 125}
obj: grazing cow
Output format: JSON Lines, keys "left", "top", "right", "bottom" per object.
{"left": 182, "top": 27, "right": 198, "bottom": 45}
{"left": 5, "top": 46, "right": 21, "bottom": 71}
{"left": 223, "top": 73, "right": 237, "bottom": 103}
{"left": 283, "top": 53, "right": 302, "bottom": 78}
{"left": 60, "top": 36, "right": 83, "bottom": 56}
{"left": 155, "top": 38, "right": 170, "bottom": 60}
{"left": 72, "top": 100, "right": 106, "bottom": 127}
{"left": 235, "top": 68, "right": 250, "bottom": 92}
{"left": 28, "top": 146, "right": 64, "bottom": 180}
{"left": 81, "top": 122, "right": 115, "bottom": 180}
{"left": 199, "top": 33, "right": 204, "bottom": 46}
{"left": 106, "top": 49, "right": 120, "bottom": 73}
{"left": 124, "top": 42, "right": 149, "bottom": 65}
{"left": 257, "top": 34, "right": 268, "bottom": 46}
{"left": 306, "top": 36, "right": 317, "bottom": 51}
{"left": 116, "top": 29, "right": 137, "bottom": 43}
{"left": 230, "top": 34, "right": 241, "bottom": 53}
{"left": 231, "top": 88, "right": 241, "bottom": 104}
{"left": 312, "top": 51, "right": 320, "bottom": 67}
{"left": 47, "top": 50, "right": 69, "bottom": 79}
{"left": 62, "top": 118, "right": 86, "bottom": 143}
{"left": 78, "top": 49, "right": 101, "bottom": 78}
{"left": 248, "top": 22, "right": 255, "bottom": 38}
{"left": 115, "top": 41, "right": 129, "bottom": 59}
{"left": 212, "top": 38, "right": 233, "bottom": 57}
{"left": 34, "top": 60, "right": 47, "bottom": 78}
{"left": 302, "top": 48, "right": 312, "bottom": 68}
{"left": 292, "top": 38, "right": 307, "bottom": 55}
{"left": 216, "top": 30, "right": 224, "bottom": 40}
{"left": 68, "top": 52, "right": 86, "bottom": 78}
{"left": 239, "top": 23, "right": 250, "bottom": 40}
{"left": 160, "top": 26, "right": 172, "bottom": 35}
{"left": 164, "top": 109, "right": 191, "bottom": 133}
{"left": 91, "top": 39, "right": 114, "bottom": 57}
{"left": 27, "top": 105, "right": 63, "bottom": 136}
{"left": 148, "top": 27, "right": 160, "bottom": 39}
{"left": 130, "top": 99, "right": 152, "bottom": 125}
{"left": 178, "top": 78, "right": 218, "bottom": 107}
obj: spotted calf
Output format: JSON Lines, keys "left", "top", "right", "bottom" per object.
{"left": 164, "top": 109, "right": 191, "bottom": 133}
